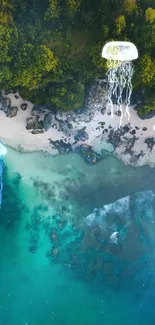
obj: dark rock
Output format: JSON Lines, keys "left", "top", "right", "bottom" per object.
{"left": 86, "top": 82, "right": 107, "bottom": 111}
{"left": 136, "top": 150, "right": 145, "bottom": 159}
{"left": 52, "top": 124, "right": 57, "bottom": 129}
{"left": 123, "top": 125, "right": 131, "bottom": 133}
{"left": 83, "top": 112, "right": 94, "bottom": 123}
{"left": 6, "top": 106, "right": 18, "bottom": 117}
{"left": 108, "top": 124, "right": 131, "bottom": 149}
{"left": 116, "top": 110, "right": 121, "bottom": 116}
{"left": 107, "top": 111, "right": 111, "bottom": 116}
{"left": 109, "top": 125, "right": 112, "bottom": 129}
{"left": 26, "top": 116, "right": 44, "bottom": 130}
{"left": 20, "top": 103, "right": 28, "bottom": 111}
{"left": 108, "top": 129, "right": 122, "bottom": 148}
{"left": 49, "top": 139, "right": 72, "bottom": 154}
{"left": 14, "top": 95, "right": 19, "bottom": 99}
{"left": 31, "top": 104, "right": 51, "bottom": 117}
{"left": 94, "top": 208, "right": 100, "bottom": 216}
{"left": 0, "top": 97, "right": 11, "bottom": 112}
{"left": 145, "top": 138, "right": 155, "bottom": 151}
{"left": 66, "top": 122, "right": 72, "bottom": 129}
{"left": 31, "top": 129, "right": 44, "bottom": 135}
{"left": 130, "top": 150, "right": 145, "bottom": 164}
{"left": 123, "top": 136, "right": 139, "bottom": 155}
{"left": 130, "top": 129, "right": 136, "bottom": 135}
{"left": 4, "top": 88, "right": 17, "bottom": 95}
{"left": 72, "top": 110, "right": 94, "bottom": 123}
{"left": 58, "top": 121, "right": 72, "bottom": 135}
{"left": 135, "top": 126, "right": 139, "bottom": 130}
{"left": 98, "top": 121, "right": 105, "bottom": 128}
{"left": 74, "top": 128, "right": 89, "bottom": 141}
{"left": 142, "top": 127, "right": 147, "bottom": 131}
{"left": 75, "top": 107, "right": 86, "bottom": 115}
{"left": 101, "top": 107, "right": 106, "bottom": 115}
{"left": 43, "top": 112, "right": 55, "bottom": 131}
{"left": 74, "top": 144, "right": 100, "bottom": 164}
{"left": 104, "top": 129, "right": 108, "bottom": 133}
{"left": 139, "top": 111, "right": 155, "bottom": 120}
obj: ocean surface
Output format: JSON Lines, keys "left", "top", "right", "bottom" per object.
{"left": 0, "top": 147, "right": 155, "bottom": 325}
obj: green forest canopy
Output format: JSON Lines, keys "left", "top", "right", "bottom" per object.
{"left": 0, "top": 0, "right": 155, "bottom": 113}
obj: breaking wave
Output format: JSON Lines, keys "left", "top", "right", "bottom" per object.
{"left": 0, "top": 158, "right": 3, "bottom": 206}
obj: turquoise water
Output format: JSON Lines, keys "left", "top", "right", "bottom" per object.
{"left": 0, "top": 147, "right": 155, "bottom": 325}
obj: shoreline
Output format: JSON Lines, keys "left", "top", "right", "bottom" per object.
{"left": 1, "top": 85, "right": 155, "bottom": 168}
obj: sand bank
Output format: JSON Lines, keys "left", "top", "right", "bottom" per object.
{"left": 0, "top": 91, "right": 64, "bottom": 154}
{"left": 1, "top": 90, "right": 155, "bottom": 167}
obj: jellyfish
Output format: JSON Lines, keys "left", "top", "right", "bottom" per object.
{"left": 102, "top": 41, "right": 138, "bottom": 126}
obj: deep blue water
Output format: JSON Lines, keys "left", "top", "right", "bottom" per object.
{"left": 0, "top": 148, "right": 155, "bottom": 325}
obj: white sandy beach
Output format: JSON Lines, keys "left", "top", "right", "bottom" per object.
{"left": 0, "top": 91, "right": 65, "bottom": 154}
{"left": 1, "top": 90, "right": 155, "bottom": 167}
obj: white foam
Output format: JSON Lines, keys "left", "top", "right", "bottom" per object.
{"left": 110, "top": 231, "right": 119, "bottom": 244}
{"left": 102, "top": 196, "right": 130, "bottom": 220}
{"left": 85, "top": 191, "right": 155, "bottom": 228}
{"left": 0, "top": 143, "right": 7, "bottom": 156}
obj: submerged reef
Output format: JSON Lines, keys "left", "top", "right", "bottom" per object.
{"left": 43, "top": 190, "right": 155, "bottom": 294}
{"left": 0, "top": 168, "right": 24, "bottom": 228}
{"left": 49, "top": 140, "right": 110, "bottom": 164}
{"left": 74, "top": 144, "right": 103, "bottom": 164}
{"left": 25, "top": 180, "right": 155, "bottom": 300}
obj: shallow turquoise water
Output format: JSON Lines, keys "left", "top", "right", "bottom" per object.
{"left": 0, "top": 148, "right": 155, "bottom": 325}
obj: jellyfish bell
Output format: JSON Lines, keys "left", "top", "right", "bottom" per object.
{"left": 102, "top": 41, "right": 138, "bottom": 61}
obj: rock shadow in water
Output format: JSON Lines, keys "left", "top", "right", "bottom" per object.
{"left": 0, "top": 167, "right": 25, "bottom": 229}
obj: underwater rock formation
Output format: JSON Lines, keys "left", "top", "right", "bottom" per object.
{"left": 74, "top": 144, "right": 101, "bottom": 164}
{"left": 74, "top": 128, "right": 89, "bottom": 141}
{"left": 83, "top": 190, "right": 155, "bottom": 264}
{"left": 47, "top": 190, "right": 155, "bottom": 292}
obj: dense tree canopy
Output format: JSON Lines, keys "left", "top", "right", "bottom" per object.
{"left": 145, "top": 7, "right": 155, "bottom": 23}
{"left": 0, "top": 0, "right": 155, "bottom": 112}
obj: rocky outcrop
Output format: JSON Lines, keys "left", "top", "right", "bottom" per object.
{"left": 108, "top": 124, "right": 131, "bottom": 149}
{"left": 123, "top": 135, "right": 139, "bottom": 155}
{"left": 58, "top": 121, "right": 72, "bottom": 136}
{"left": 0, "top": 97, "right": 11, "bottom": 113}
{"left": 4, "top": 89, "right": 17, "bottom": 95}
{"left": 138, "top": 111, "right": 155, "bottom": 120}
{"left": 20, "top": 103, "right": 28, "bottom": 111}
{"left": 74, "top": 128, "right": 89, "bottom": 141}
{"left": 55, "top": 112, "right": 67, "bottom": 122}
{"left": 145, "top": 137, "right": 155, "bottom": 151}
{"left": 86, "top": 80, "right": 107, "bottom": 111}
{"left": 69, "top": 108, "right": 94, "bottom": 123}
{"left": 26, "top": 116, "right": 44, "bottom": 130}
{"left": 6, "top": 106, "right": 18, "bottom": 117}
{"left": 31, "top": 104, "right": 49, "bottom": 117}
{"left": 43, "top": 112, "right": 55, "bottom": 131}
{"left": 74, "top": 144, "right": 101, "bottom": 164}
{"left": 0, "top": 97, "right": 18, "bottom": 117}
{"left": 49, "top": 139, "right": 73, "bottom": 154}
{"left": 31, "top": 129, "right": 44, "bottom": 135}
